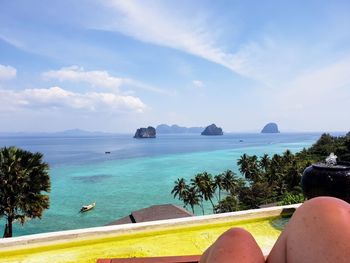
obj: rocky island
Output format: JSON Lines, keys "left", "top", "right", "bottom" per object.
{"left": 134, "top": 126, "right": 156, "bottom": 138}
{"left": 261, "top": 122, "right": 280, "bottom": 133}
{"left": 201, "top": 124, "right": 223, "bottom": 136}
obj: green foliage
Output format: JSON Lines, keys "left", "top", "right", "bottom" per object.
{"left": 214, "top": 174, "right": 224, "bottom": 202}
{"left": 0, "top": 147, "right": 51, "bottom": 237}
{"left": 238, "top": 181, "right": 275, "bottom": 209}
{"left": 171, "top": 170, "right": 241, "bottom": 215}
{"left": 214, "top": 195, "right": 239, "bottom": 213}
{"left": 171, "top": 178, "right": 203, "bottom": 214}
{"left": 278, "top": 193, "right": 305, "bottom": 205}
{"left": 237, "top": 154, "right": 260, "bottom": 181}
{"left": 171, "top": 178, "right": 188, "bottom": 201}
{"left": 171, "top": 132, "right": 350, "bottom": 215}
{"left": 183, "top": 186, "right": 202, "bottom": 214}
{"left": 298, "top": 133, "right": 350, "bottom": 162}
{"left": 190, "top": 172, "right": 216, "bottom": 212}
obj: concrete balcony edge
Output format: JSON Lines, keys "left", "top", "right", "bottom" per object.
{"left": 0, "top": 203, "right": 301, "bottom": 250}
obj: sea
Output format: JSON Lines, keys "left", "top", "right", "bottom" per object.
{"left": 0, "top": 132, "right": 343, "bottom": 237}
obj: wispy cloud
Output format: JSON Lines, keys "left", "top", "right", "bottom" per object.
{"left": 192, "top": 80, "right": 204, "bottom": 89}
{"left": 43, "top": 66, "right": 171, "bottom": 95}
{"left": 0, "top": 86, "right": 146, "bottom": 113}
{"left": 265, "top": 56, "right": 350, "bottom": 130}
{"left": 0, "top": 64, "right": 16, "bottom": 80}
{"left": 96, "top": 1, "right": 306, "bottom": 86}
{"left": 1, "top": 1, "right": 323, "bottom": 87}
{"left": 98, "top": 1, "right": 245, "bottom": 76}
{"left": 279, "top": 56, "right": 350, "bottom": 109}
{"left": 0, "top": 34, "right": 24, "bottom": 50}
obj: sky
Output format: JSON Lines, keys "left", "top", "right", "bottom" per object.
{"left": 0, "top": 0, "right": 349, "bottom": 133}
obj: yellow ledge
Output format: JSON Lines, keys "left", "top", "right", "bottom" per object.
{"left": 0, "top": 204, "right": 299, "bottom": 263}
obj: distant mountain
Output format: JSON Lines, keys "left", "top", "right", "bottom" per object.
{"left": 54, "top": 129, "right": 110, "bottom": 136}
{"left": 156, "top": 124, "right": 204, "bottom": 134}
{"left": 261, "top": 123, "right": 280, "bottom": 133}
{"left": 201, "top": 124, "right": 223, "bottom": 136}
{"left": 0, "top": 129, "right": 112, "bottom": 137}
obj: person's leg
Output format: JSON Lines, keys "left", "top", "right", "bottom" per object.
{"left": 200, "top": 228, "right": 265, "bottom": 263}
{"left": 267, "top": 197, "right": 350, "bottom": 263}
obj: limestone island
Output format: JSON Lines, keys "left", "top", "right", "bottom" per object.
{"left": 261, "top": 122, "right": 280, "bottom": 133}
{"left": 201, "top": 124, "right": 223, "bottom": 136}
{"left": 134, "top": 126, "right": 156, "bottom": 138}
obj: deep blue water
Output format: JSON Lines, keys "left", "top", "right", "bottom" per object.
{"left": 0, "top": 132, "right": 341, "bottom": 236}
{"left": 0, "top": 133, "right": 329, "bottom": 167}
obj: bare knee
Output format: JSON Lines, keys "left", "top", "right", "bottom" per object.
{"left": 200, "top": 228, "right": 264, "bottom": 263}
{"left": 294, "top": 196, "right": 350, "bottom": 223}
{"left": 301, "top": 196, "right": 350, "bottom": 211}
{"left": 269, "top": 197, "right": 350, "bottom": 263}
{"left": 216, "top": 228, "right": 253, "bottom": 242}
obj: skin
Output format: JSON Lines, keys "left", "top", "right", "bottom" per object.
{"left": 200, "top": 197, "right": 350, "bottom": 263}
{"left": 200, "top": 228, "right": 265, "bottom": 263}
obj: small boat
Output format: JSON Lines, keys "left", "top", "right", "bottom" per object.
{"left": 105, "top": 151, "right": 111, "bottom": 154}
{"left": 80, "top": 202, "right": 96, "bottom": 213}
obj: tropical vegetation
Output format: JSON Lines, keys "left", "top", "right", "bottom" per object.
{"left": 0, "top": 147, "right": 51, "bottom": 237}
{"left": 171, "top": 132, "right": 350, "bottom": 214}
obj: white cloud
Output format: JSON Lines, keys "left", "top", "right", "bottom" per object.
{"left": 0, "top": 64, "right": 16, "bottom": 80}
{"left": 192, "top": 80, "right": 204, "bottom": 89}
{"left": 0, "top": 86, "right": 146, "bottom": 113}
{"left": 122, "top": 79, "right": 174, "bottom": 95}
{"left": 43, "top": 66, "right": 124, "bottom": 90}
{"left": 96, "top": 1, "right": 304, "bottom": 85}
{"left": 43, "top": 66, "right": 171, "bottom": 95}
{"left": 98, "top": 1, "right": 243, "bottom": 75}
{"left": 226, "top": 39, "right": 305, "bottom": 86}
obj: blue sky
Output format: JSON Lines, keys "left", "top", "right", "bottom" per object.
{"left": 0, "top": 0, "right": 349, "bottom": 133}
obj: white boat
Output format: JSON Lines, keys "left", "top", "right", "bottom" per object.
{"left": 80, "top": 202, "right": 96, "bottom": 213}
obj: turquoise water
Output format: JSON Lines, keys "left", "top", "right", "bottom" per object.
{"left": 0, "top": 133, "right": 328, "bottom": 236}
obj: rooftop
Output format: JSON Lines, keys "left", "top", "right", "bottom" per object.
{"left": 106, "top": 204, "right": 193, "bottom": 226}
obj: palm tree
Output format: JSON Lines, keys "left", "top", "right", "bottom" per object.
{"left": 285, "top": 160, "right": 302, "bottom": 191}
{"left": 221, "top": 170, "right": 238, "bottom": 194}
{"left": 201, "top": 172, "right": 216, "bottom": 211}
{"left": 183, "top": 186, "right": 201, "bottom": 214}
{"left": 214, "top": 174, "right": 224, "bottom": 202}
{"left": 191, "top": 173, "right": 204, "bottom": 189}
{"left": 283, "top": 150, "right": 294, "bottom": 164}
{"left": 271, "top": 154, "right": 282, "bottom": 168}
{"left": 237, "top": 154, "right": 260, "bottom": 182}
{"left": 191, "top": 172, "right": 216, "bottom": 212}
{"left": 259, "top": 154, "right": 270, "bottom": 172}
{"left": 191, "top": 173, "right": 205, "bottom": 213}
{"left": 237, "top": 154, "right": 249, "bottom": 176}
{"left": 0, "top": 147, "right": 51, "bottom": 238}
{"left": 248, "top": 155, "right": 260, "bottom": 181}
{"left": 171, "top": 178, "right": 188, "bottom": 202}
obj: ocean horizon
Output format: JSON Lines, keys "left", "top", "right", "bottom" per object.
{"left": 0, "top": 132, "right": 345, "bottom": 237}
